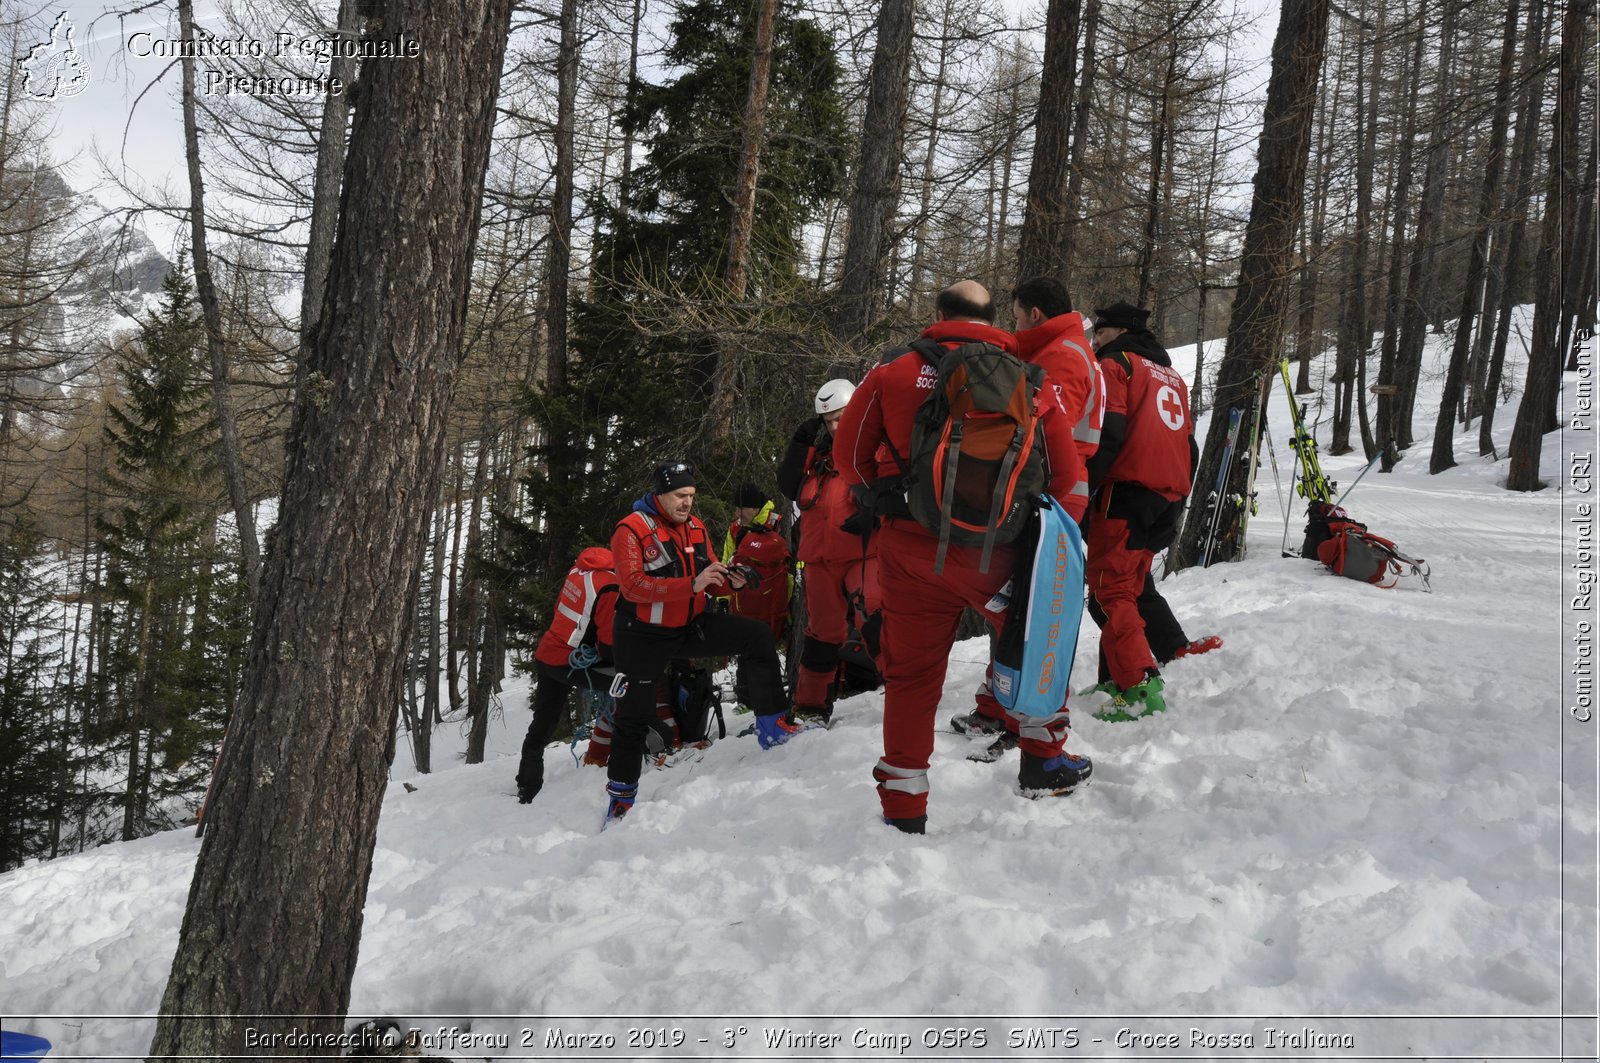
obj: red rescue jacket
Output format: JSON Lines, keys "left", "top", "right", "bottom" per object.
{"left": 722, "top": 502, "right": 792, "bottom": 627}
{"left": 1014, "top": 311, "right": 1102, "bottom": 512}
{"left": 1090, "top": 335, "right": 1194, "bottom": 500}
{"left": 611, "top": 494, "right": 720, "bottom": 629}
{"left": 534, "top": 547, "right": 619, "bottom": 668}
{"left": 835, "top": 319, "right": 1089, "bottom": 524}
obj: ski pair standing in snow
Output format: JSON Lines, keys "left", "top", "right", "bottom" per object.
{"left": 777, "top": 378, "right": 883, "bottom": 725}
{"left": 603, "top": 460, "right": 797, "bottom": 825}
{"left": 948, "top": 277, "right": 1099, "bottom": 757}
{"left": 514, "top": 547, "right": 620, "bottom": 803}
{"left": 1083, "top": 301, "right": 1214, "bottom": 720}
{"left": 835, "top": 280, "right": 1093, "bottom": 834}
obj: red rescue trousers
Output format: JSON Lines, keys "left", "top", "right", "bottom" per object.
{"left": 874, "top": 520, "right": 1066, "bottom": 820}
{"left": 1085, "top": 500, "right": 1158, "bottom": 689}
{"left": 794, "top": 556, "right": 879, "bottom": 708}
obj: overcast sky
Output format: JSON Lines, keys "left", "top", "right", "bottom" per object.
{"left": 22, "top": 0, "right": 1276, "bottom": 260}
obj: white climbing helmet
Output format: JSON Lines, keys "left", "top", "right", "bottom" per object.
{"left": 814, "top": 378, "right": 856, "bottom": 415}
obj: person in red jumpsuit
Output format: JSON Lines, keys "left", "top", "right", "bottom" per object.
{"left": 1083, "top": 301, "right": 1199, "bottom": 720}
{"left": 834, "top": 280, "right": 1094, "bottom": 834}
{"left": 777, "top": 378, "right": 881, "bottom": 724}
{"left": 949, "top": 276, "right": 1102, "bottom": 748}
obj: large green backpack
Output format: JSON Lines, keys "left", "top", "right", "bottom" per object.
{"left": 887, "top": 339, "right": 1050, "bottom": 573}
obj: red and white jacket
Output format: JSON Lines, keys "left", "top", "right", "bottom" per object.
{"left": 1014, "top": 311, "right": 1102, "bottom": 513}
{"left": 611, "top": 494, "right": 722, "bottom": 629}
{"left": 534, "top": 547, "right": 619, "bottom": 668}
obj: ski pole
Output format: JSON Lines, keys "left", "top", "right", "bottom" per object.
{"left": 1334, "top": 449, "right": 1386, "bottom": 506}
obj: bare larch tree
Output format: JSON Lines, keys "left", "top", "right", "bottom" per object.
{"left": 146, "top": 0, "right": 516, "bottom": 1058}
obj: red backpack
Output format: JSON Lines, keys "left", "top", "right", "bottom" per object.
{"left": 1316, "top": 521, "right": 1431, "bottom": 590}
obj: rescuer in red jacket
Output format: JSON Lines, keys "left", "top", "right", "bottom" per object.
{"left": 720, "top": 482, "right": 792, "bottom": 643}
{"left": 514, "top": 546, "right": 619, "bottom": 803}
{"left": 834, "top": 280, "right": 1093, "bottom": 833}
{"left": 777, "top": 378, "right": 881, "bottom": 724}
{"left": 603, "top": 460, "right": 797, "bottom": 824}
{"left": 1084, "top": 301, "right": 1199, "bottom": 721}
{"left": 951, "top": 277, "right": 1104, "bottom": 747}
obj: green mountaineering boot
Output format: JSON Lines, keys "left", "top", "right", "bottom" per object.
{"left": 1092, "top": 673, "right": 1166, "bottom": 723}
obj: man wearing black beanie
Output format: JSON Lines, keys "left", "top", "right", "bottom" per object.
{"left": 602, "top": 460, "right": 798, "bottom": 826}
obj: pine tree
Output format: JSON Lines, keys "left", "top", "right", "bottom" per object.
{"left": 0, "top": 519, "right": 74, "bottom": 872}
{"left": 90, "top": 263, "right": 240, "bottom": 840}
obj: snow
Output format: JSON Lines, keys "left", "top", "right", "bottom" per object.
{"left": 2, "top": 312, "right": 1594, "bottom": 1062}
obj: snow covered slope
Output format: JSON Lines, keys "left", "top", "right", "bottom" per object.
{"left": 2, "top": 314, "right": 1593, "bottom": 1061}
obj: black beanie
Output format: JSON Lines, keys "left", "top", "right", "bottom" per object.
{"left": 732, "top": 482, "right": 767, "bottom": 509}
{"left": 1093, "top": 300, "right": 1151, "bottom": 332}
{"left": 653, "top": 460, "right": 696, "bottom": 495}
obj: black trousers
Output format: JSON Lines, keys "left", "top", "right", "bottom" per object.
{"left": 516, "top": 659, "right": 612, "bottom": 792}
{"left": 608, "top": 610, "right": 786, "bottom": 786}
{"left": 1090, "top": 572, "right": 1189, "bottom": 683}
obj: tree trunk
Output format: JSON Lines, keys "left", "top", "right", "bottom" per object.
{"left": 1375, "top": 0, "right": 1427, "bottom": 468}
{"left": 1430, "top": 0, "right": 1519, "bottom": 473}
{"left": 831, "top": 0, "right": 916, "bottom": 344}
{"left": 1136, "top": 39, "right": 1179, "bottom": 315}
{"left": 1507, "top": 0, "right": 1589, "bottom": 489}
{"left": 178, "top": 0, "right": 260, "bottom": 602}
{"left": 714, "top": 0, "right": 778, "bottom": 438}
{"left": 1171, "top": 0, "right": 1329, "bottom": 571}
{"left": 147, "top": 2, "right": 514, "bottom": 1056}
{"left": 1393, "top": 0, "right": 1458, "bottom": 450}
{"left": 298, "top": 0, "right": 362, "bottom": 361}
{"left": 1479, "top": 0, "right": 1550, "bottom": 456}
{"left": 1062, "top": 0, "right": 1101, "bottom": 297}
{"left": 1016, "top": 0, "right": 1082, "bottom": 283}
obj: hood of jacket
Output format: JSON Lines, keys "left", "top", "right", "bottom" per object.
{"left": 1099, "top": 329, "right": 1172, "bottom": 367}
{"left": 574, "top": 546, "right": 614, "bottom": 572}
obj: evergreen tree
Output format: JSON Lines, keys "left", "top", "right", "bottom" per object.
{"left": 504, "top": 0, "right": 849, "bottom": 652}
{"left": 0, "top": 519, "right": 74, "bottom": 872}
{"left": 89, "top": 262, "right": 243, "bottom": 840}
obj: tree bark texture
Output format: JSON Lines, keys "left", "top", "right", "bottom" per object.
{"left": 297, "top": 0, "right": 363, "bottom": 362}
{"left": 1507, "top": 0, "right": 1590, "bottom": 489}
{"left": 1478, "top": 0, "right": 1550, "bottom": 457}
{"left": 1016, "top": 0, "right": 1082, "bottom": 284}
{"left": 1171, "top": 0, "right": 1329, "bottom": 571}
{"left": 830, "top": 0, "right": 916, "bottom": 345}
{"left": 147, "top": 1, "right": 514, "bottom": 1058}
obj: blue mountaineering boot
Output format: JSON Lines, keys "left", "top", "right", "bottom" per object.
{"left": 1092, "top": 672, "right": 1167, "bottom": 722}
{"left": 602, "top": 780, "right": 637, "bottom": 828}
{"left": 1017, "top": 750, "right": 1093, "bottom": 798}
{"left": 754, "top": 712, "right": 802, "bottom": 749}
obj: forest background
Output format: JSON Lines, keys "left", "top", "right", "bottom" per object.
{"left": 0, "top": 0, "right": 1590, "bottom": 970}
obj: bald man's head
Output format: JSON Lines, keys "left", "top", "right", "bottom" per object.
{"left": 934, "top": 280, "right": 996, "bottom": 323}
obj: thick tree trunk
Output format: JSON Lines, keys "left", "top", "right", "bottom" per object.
{"left": 714, "top": 0, "right": 778, "bottom": 437}
{"left": 831, "top": 0, "right": 916, "bottom": 344}
{"left": 1430, "top": 0, "right": 1520, "bottom": 473}
{"left": 1508, "top": 0, "right": 1589, "bottom": 489}
{"left": 1479, "top": 0, "right": 1550, "bottom": 457}
{"left": 147, "top": 2, "right": 514, "bottom": 1057}
{"left": 1016, "top": 0, "right": 1082, "bottom": 283}
{"left": 1062, "top": 0, "right": 1101, "bottom": 298}
{"left": 178, "top": 0, "right": 260, "bottom": 601}
{"left": 1171, "top": 0, "right": 1329, "bottom": 571}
